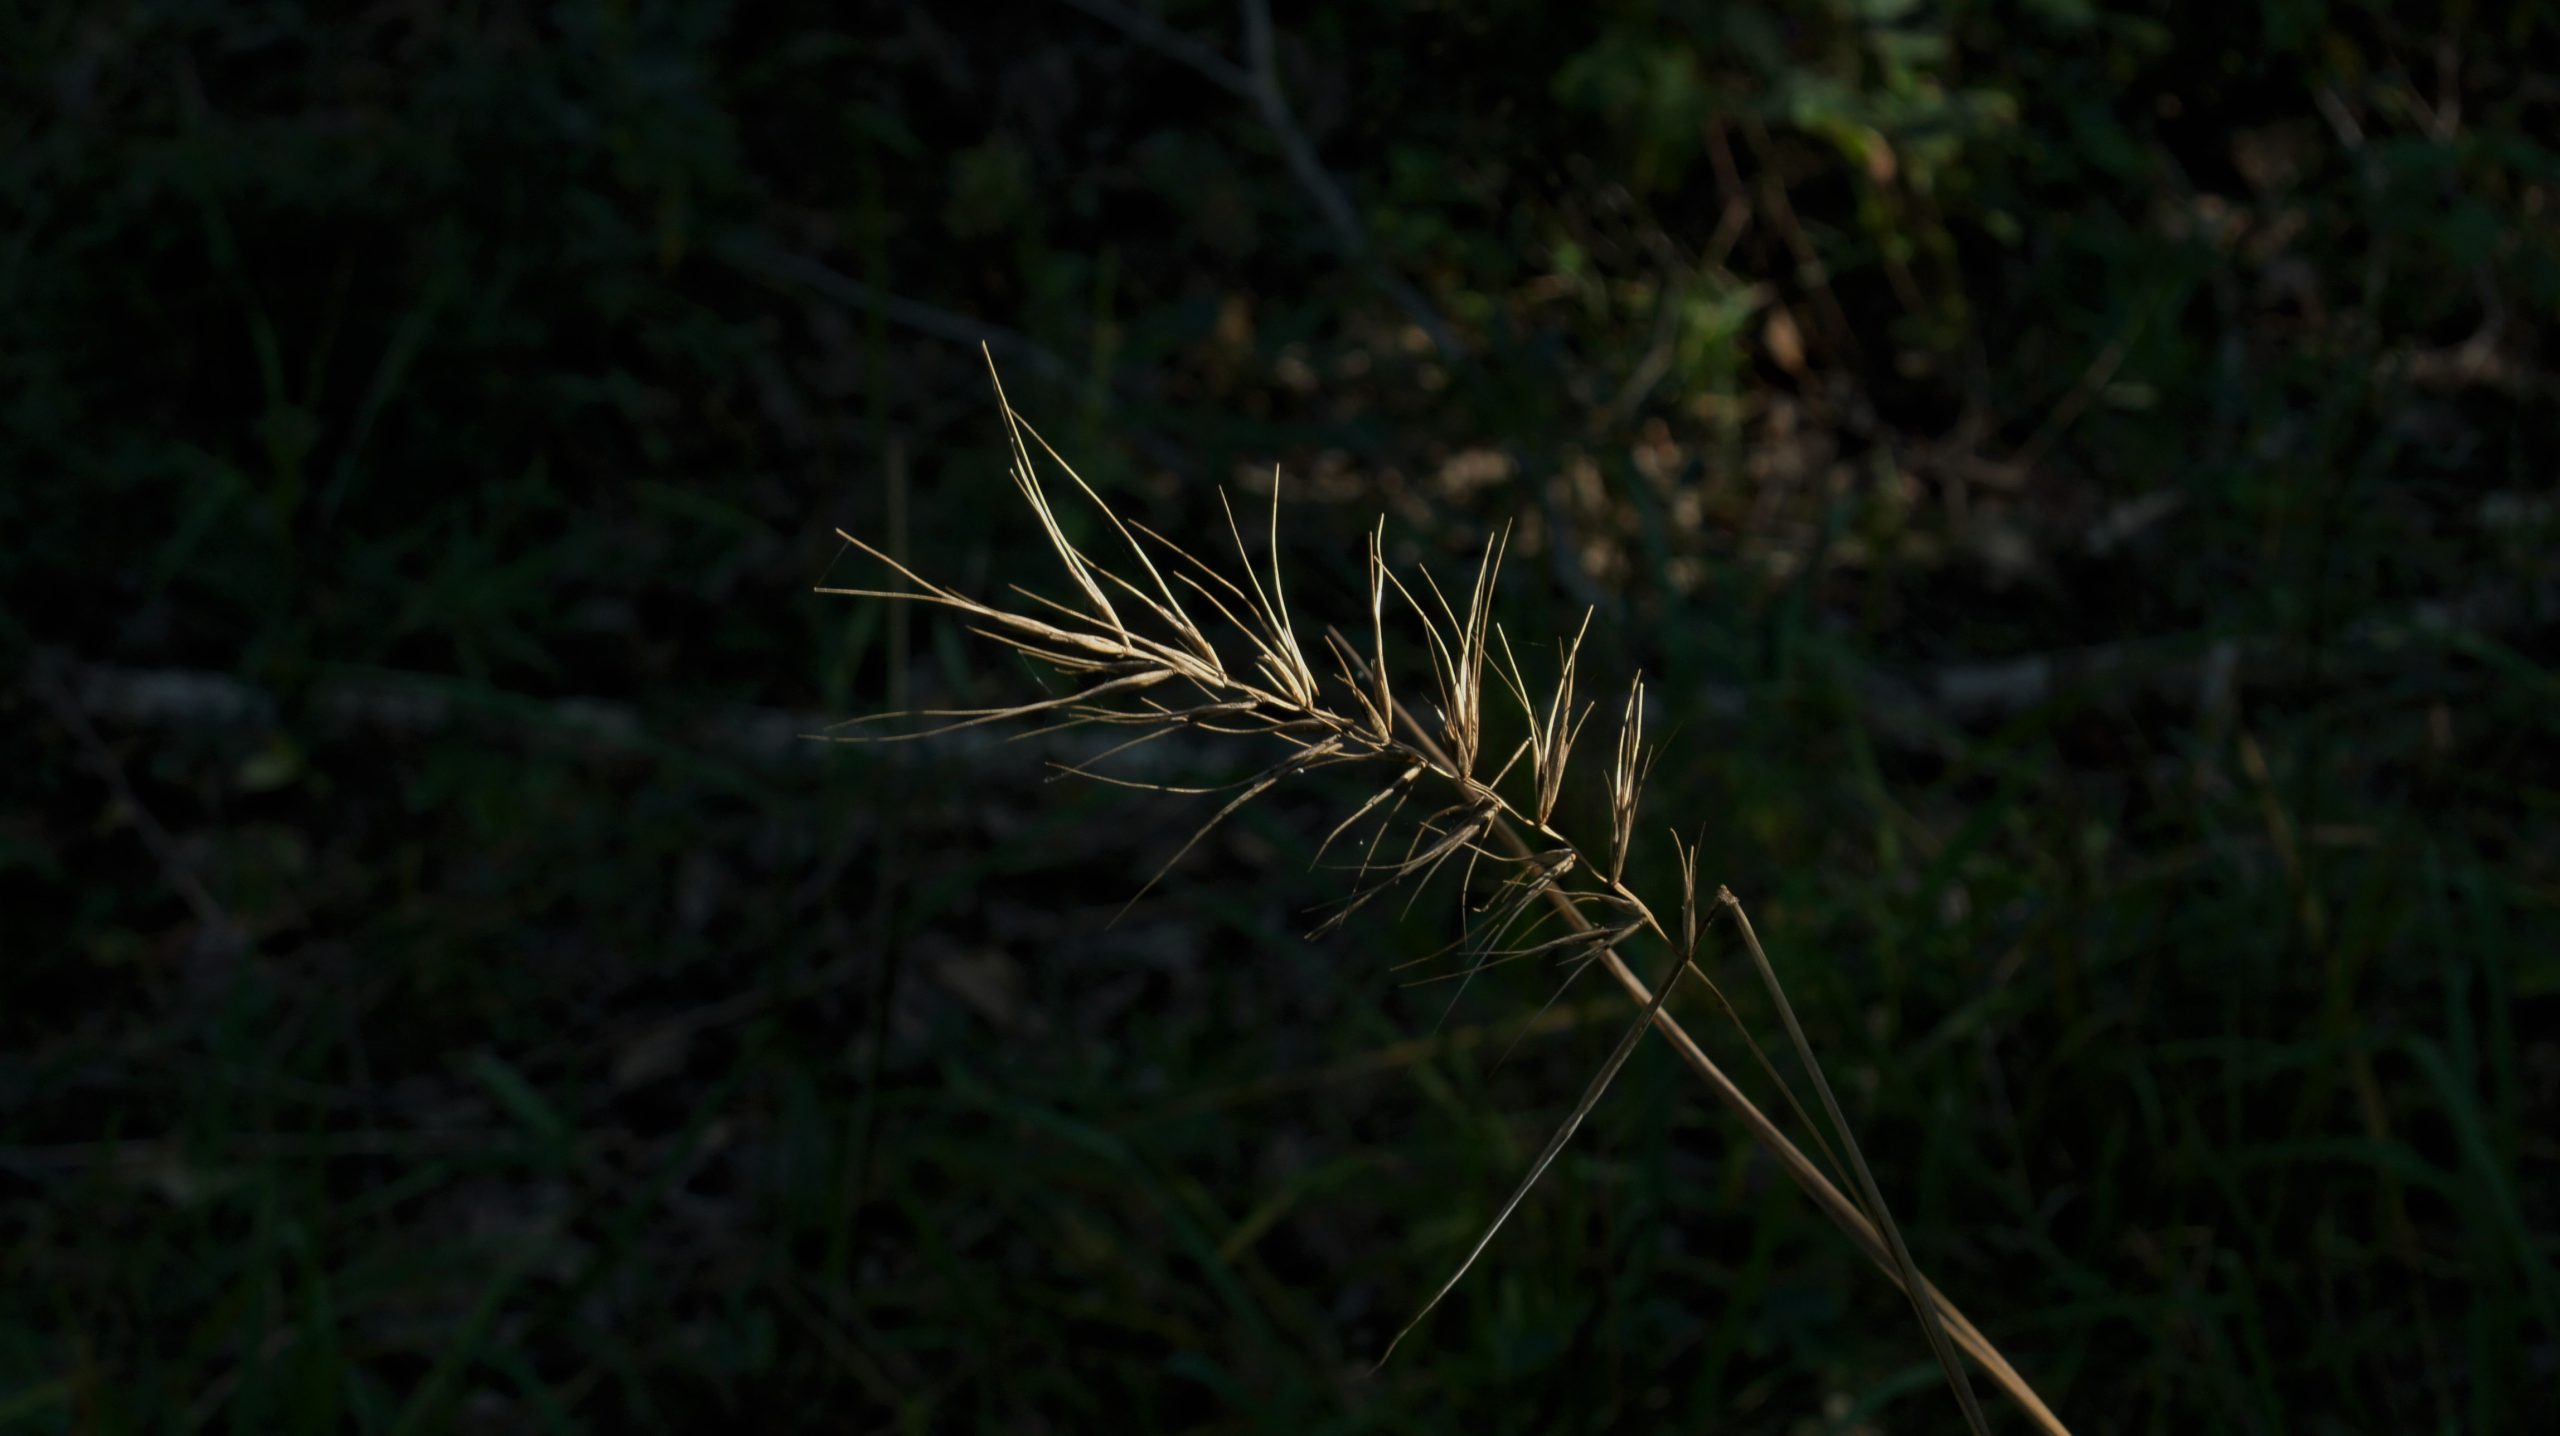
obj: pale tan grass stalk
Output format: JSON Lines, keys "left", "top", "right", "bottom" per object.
{"left": 1381, "top": 685, "right": 2066, "bottom": 1436}
{"left": 823, "top": 354, "right": 2069, "bottom": 1433}
{"left": 1725, "top": 890, "right": 1988, "bottom": 1429}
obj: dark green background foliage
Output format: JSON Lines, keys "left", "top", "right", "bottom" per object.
{"left": 5, "top": 0, "right": 2557, "bottom": 1430}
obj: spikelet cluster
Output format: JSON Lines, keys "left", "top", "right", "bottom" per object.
{"left": 822, "top": 366, "right": 1676, "bottom": 1003}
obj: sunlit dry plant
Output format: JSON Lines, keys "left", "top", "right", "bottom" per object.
{"left": 823, "top": 356, "right": 2069, "bottom": 1434}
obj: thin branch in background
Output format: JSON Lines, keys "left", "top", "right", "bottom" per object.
{"left": 1599, "top": 282, "right": 1693, "bottom": 428}
{"left": 2008, "top": 318, "right": 2143, "bottom": 479}
{"left": 886, "top": 437, "right": 913, "bottom": 714}
{"left": 1059, "top": 0, "right": 1464, "bottom": 362}
{"left": 1734, "top": 118, "right": 1863, "bottom": 376}
{"left": 1925, "top": 576, "right": 2560, "bottom": 721}
{"left": 39, "top": 570, "right": 2555, "bottom": 779}
{"left": 36, "top": 652, "right": 1241, "bottom": 779}
{"left": 1599, "top": 179, "right": 1752, "bottom": 430}
{"left": 1059, "top": 0, "right": 1251, "bottom": 93}
{"left": 716, "top": 230, "right": 1202, "bottom": 477}
{"left": 27, "top": 657, "right": 245, "bottom": 961}
{"left": 715, "top": 230, "right": 1081, "bottom": 387}
{"left": 851, "top": 433, "right": 917, "bottom": 1254}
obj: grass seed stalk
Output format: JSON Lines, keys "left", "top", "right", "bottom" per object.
{"left": 820, "top": 355, "right": 2068, "bottom": 1433}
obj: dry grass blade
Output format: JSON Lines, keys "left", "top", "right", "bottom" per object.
{"left": 1721, "top": 889, "right": 1990, "bottom": 1433}
{"left": 1116, "top": 737, "right": 1354, "bottom": 923}
{"left": 1661, "top": 832, "right": 1854, "bottom": 1193}
{"left": 1312, "top": 761, "right": 1424, "bottom": 870}
{"left": 1375, "top": 946, "right": 1687, "bottom": 1369}
{"left": 818, "top": 667, "right": 1172, "bottom": 744}
{"left": 1305, "top": 799, "right": 1488, "bottom": 941}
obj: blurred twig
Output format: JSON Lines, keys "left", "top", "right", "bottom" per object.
{"left": 2009, "top": 322, "right": 2140, "bottom": 479}
{"left": 35, "top": 652, "right": 1218, "bottom": 777}
{"left": 717, "top": 232, "right": 1200, "bottom": 475}
{"left": 715, "top": 231, "right": 1081, "bottom": 386}
{"left": 1059, "top": 0, "right": 1463, "bottom": 361}
{"left": 0, "top": 1130, "right": 518, "bottom": 1180}
{"left": 26, "top": 657, "right": 245, "bottom": 960}
{"left": 41, "top": 573, "right": 2555, "bottom": 774}
{"left": 1924, "top": 576, "right": 2560, "bottom": 722}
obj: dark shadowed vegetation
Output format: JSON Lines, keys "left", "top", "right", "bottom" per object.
{"left": 4, "top": 2, "right": 2556, "bottom": 1431}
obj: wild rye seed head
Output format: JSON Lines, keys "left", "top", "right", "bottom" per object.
{"left": 823, "top": 390, "right": 1664, "bottom": 977}
{"left": 819, "top": 358, "right": 2054, "bottom": 1435}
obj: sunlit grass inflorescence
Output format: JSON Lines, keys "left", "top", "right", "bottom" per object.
{"left": 820, "top": 356, "right": 2064, "bottom": 1435}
